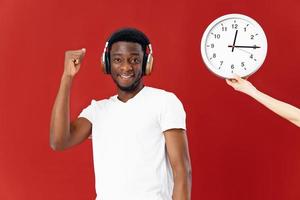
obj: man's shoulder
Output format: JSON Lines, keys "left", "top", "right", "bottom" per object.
{"left": 87, "top": 97, "right": 114, "bottom": 108}
{"left": 145, "top": 86, "right": 179, "bottom": 100}
{"left": 144, "top": 86, "right": 173, "bottom": 96}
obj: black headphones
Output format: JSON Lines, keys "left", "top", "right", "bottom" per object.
{"left": 101, "top": 41, "right": 153, "bottom": 75}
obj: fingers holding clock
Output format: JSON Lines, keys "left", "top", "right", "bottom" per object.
{"left": 226, "top": 75, "right": 240, "bottom": 87}
{"left": 225, "top": 78, "right": 235, "bottom": 86}
{"left": 232, "top": 74, "right": 244, "bottom": 82}
{"left": 226, "top": 74, "right": 257, "bottom": 96}
{"left": 227, "top": 74, "right": 247, "bottom": 85}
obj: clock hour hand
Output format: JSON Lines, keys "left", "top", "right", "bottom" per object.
{"left": 228, "top": 45, "right": 261, "bottom": 49}
{"left": 231, "top": 30, "right": 238, "bottom": 52}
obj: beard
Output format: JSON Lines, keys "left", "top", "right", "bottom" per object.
{"left": 113, "top": 71, "right": 143, "bottom": 92}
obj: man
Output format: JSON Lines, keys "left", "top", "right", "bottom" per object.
{"left": 50, "top": 28, "right": 192, "bottom": 200}
{"left": 226, "top": 75, "right": 300, "bottom": 128}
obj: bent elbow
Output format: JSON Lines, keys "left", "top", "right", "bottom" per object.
{"left": 49, "top": 133, "right": 67, "bottom": 151}
{"left": 50, "top": 142, "right": 66, "bottom": 151}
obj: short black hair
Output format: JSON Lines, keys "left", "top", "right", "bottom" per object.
{"left": 107, "top": 28, "right": 150, "bottom": 53}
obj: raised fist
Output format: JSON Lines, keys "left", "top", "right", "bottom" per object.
{"left": 63, "top": 48, "right": 86, "bottom": 77}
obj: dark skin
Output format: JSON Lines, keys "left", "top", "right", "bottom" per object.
{"left": 50, "top": 41, "right": 192, "bottom": 200}
{"left": 109, "top": 41, "right": 144, "bottom": 102}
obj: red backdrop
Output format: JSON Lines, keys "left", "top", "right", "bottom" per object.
{"left": 1, "top": 0, "right": 300, "bottom": 199}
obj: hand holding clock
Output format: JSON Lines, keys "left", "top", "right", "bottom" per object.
{"left": 226, "top": 75, "right": 257, "bottom": 96}
{"left": 226, "top": 75, "right": 300, "bottom": 128}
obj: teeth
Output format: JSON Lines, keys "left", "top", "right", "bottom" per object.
{"left": 120, "top": 74, "right": 132, "bottom": 79}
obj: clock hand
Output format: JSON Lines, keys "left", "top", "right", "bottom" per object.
{"left": 231, "top": 30, "right": 238, "bottom": 52}
{"left": 235, "top": 47, "right": 252, "bottom": 55}
{"left": 228, "top": 45, "right": 261, "bottom": 49}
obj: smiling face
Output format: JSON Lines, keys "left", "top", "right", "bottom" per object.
{"left": 110, "top": 41, "right": 144, "bottom": 92}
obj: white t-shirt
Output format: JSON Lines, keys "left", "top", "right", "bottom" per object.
{"left": 78, "top": 86, "right": 186, "bottom": 200}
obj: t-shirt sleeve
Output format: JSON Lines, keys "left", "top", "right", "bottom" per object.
{"left": 160, "top": 92, "right": 186, "bottom": 132}
{"left": 78, "top": 100, "right": 96, "bottom": 124}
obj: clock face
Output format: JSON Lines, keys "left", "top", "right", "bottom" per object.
{"left": 201, "top": 14, "right": 268, "bottom": 79}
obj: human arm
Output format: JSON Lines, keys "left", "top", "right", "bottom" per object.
{"left": 226, "top": 75, "right": 300, "bottom": 127}
{"left": 164, "top": 129, "right": 192, "bottom": 200}
{"left": 50, "top": 48, "right": 92, "bottom": 151}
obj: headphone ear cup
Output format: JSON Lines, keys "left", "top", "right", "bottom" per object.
{"left": 101, "top": 52, "right": 111, "bottom": 74}
{"left": 142, "top": 54, "right": 147, "bottom": 75}
{"left": 144, "top": 53, "right": 153, "bottom": 75}
{"left": 104, "top": 52, "right": 111, "bottom": 74}
{"left": 101, "top": 42, "right": 111, "bottom": 74}
{"left": 101, "top": 52, "right": 108, "bottom": 74}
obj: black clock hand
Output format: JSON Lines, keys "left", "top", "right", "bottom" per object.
{"left": 228, "top": 45, "right": 261, "bottom": 49}
{"left": 231, "top": 30, "right": 238, "bottom": 52}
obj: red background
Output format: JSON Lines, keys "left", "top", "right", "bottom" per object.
{"left": 1, "top": 0, "right": 300, "bottom": 199}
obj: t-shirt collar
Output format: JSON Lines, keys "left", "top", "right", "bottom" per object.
{"left": 113, "top": 86, "right": 148, "bottom": 104}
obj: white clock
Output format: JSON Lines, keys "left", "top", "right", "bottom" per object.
{"left": 200, "top": 14, "right": 268, "bottom": 79}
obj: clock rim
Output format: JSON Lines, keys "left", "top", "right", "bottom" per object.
{"left": 200, "top": 13, "right": 268, "bottom": 79}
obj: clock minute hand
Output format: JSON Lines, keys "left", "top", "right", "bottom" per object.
{"left": 231, "top": 30, "right": 238, "bottom": 52}
{"left": 228, "top": 45, "right": 261, "bottom": 49}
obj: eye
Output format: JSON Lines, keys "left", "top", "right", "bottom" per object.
{"left": 130, "top": 57, "right": 141, "bottom": 64}
{"left": 112, "top": 57, "right": 122, "bottom": 64}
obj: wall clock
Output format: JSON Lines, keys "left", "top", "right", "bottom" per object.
{"left": 201, "top": 14, "right": 268, "bottom": 78}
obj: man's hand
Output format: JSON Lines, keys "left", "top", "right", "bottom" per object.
{"left": 50, "top": 48, "right": 91, "bottom": 151}
{"left": 63, "top": 48, "right": 86, "bottom": 78}
{"left": 226, "top": 75, "right": 257, "bottom": 97}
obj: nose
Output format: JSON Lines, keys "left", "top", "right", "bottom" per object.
{"left": 120, "top": 60, "right": 133, "bottom": 72}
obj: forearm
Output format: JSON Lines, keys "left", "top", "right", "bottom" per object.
{"left": 251, "top": 89, "right": 300, "bottom": 127}
{"left": 172, "top": 169, "right": 192, "bottom": 200}
{"left": 50, "top": 75, "right": 73, "bottom": 150}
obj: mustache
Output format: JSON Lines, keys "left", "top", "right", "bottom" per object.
{"left": 115, "top": 72, "right": 143, "bottom": 92}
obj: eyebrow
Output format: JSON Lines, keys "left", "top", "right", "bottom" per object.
{"left": 110, "top": 52, "right": 141, "bottom": 56}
